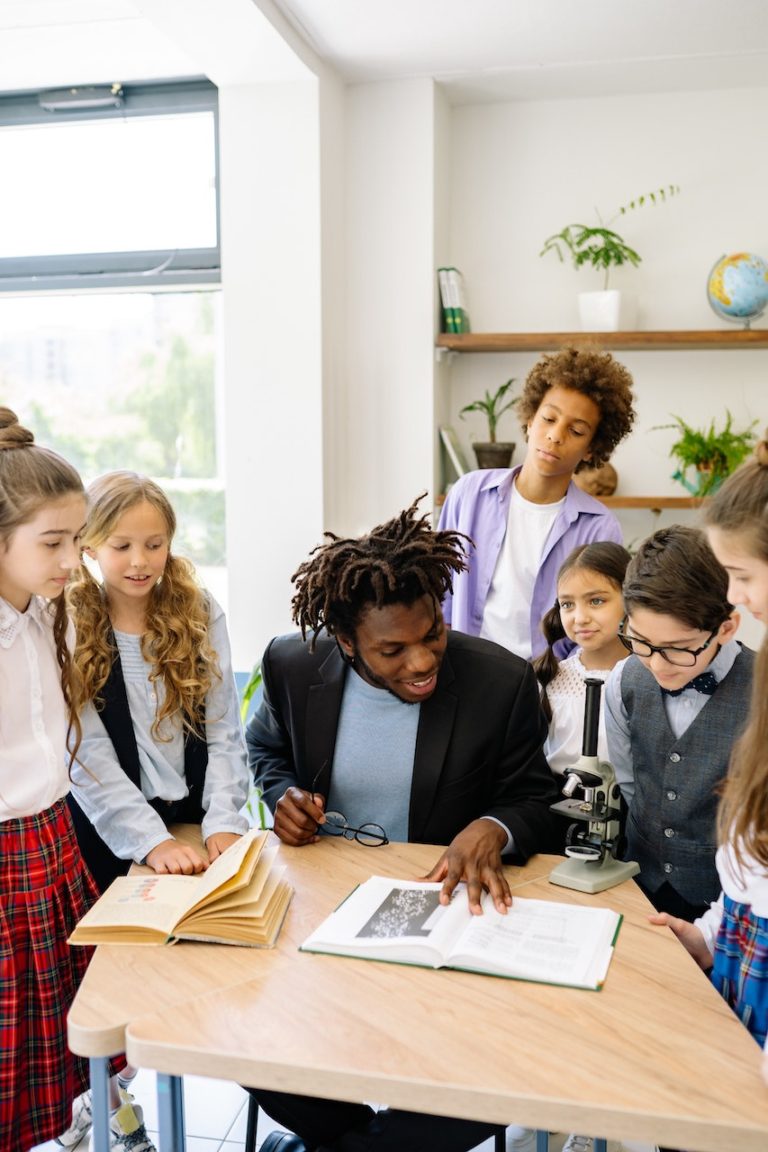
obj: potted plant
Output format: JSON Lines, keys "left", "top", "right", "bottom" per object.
{"left": 654, "top": 410, "right": 758, "bottom": 497}
{"left": 540, "top": 185, "right": 679, "bottom": 331}
{"left": 459, "top": 378, "right": 518, "bottom": 469}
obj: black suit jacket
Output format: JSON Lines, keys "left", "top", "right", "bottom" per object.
{"left": 246, "top": 629, "right": 558, "bottom": 860}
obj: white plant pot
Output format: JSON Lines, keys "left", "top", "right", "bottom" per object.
{"left": 577, "top": 290, "right": 636, "bottom": 332}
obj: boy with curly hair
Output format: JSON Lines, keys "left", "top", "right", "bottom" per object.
{"left": 438, "top": 345, "right": 636, "bottom": 659}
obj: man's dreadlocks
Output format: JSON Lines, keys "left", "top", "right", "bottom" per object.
{"left": 291, "top": 496, "right": 471, "bottom": 646}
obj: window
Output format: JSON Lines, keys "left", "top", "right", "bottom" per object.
{"left": 0, "top": 80, "right": 219, "bottom": 290}
{"left": 0, "top": 81, "right": 225, "bottom": 598}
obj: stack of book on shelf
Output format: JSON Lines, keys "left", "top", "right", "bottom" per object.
{"left": 300, "top": 876, "right": 621, "bottom": 991}
{"left": 69, "top": 829, "right": 292, "bottom": 948}
{"left": 438, "top": 267, "right": 471, "bottom": 334}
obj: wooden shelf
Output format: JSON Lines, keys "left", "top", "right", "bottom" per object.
{"left": 437, "top": 493, "right": 703, "bottom": 511}
{"left": 436, "top": 330, "right": 768, "bottom": 352}
{"left": 597, "top": 495, "right": 704, "bottom": 510}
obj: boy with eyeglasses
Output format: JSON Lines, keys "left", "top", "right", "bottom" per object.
{"left": 604, "top": 525, "right": 754, "bottom": 920}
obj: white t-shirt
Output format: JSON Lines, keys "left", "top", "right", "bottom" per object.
{"left": 480, "top": 482, "right": 563, "bottom": 659}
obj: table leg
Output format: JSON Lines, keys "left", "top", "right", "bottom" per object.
{"left": 157, "top": 1073, "right": 186, "bottom": 1151}
{"left": 89, "top": 1057, "right": 111, "bottom": 1152}
{"left": 594, "top": 1140, "right": 607, "bottom": 1152}
{"left": 535, "top": 1131, "right": 548, "bottom": 1152}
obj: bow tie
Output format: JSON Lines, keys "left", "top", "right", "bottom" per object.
{"left": 662, "top": 671, "right": 718, "bottom": 698}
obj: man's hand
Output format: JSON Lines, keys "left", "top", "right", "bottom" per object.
{"left": 648, "top": 912, "right": 713, "bottom": 970}
{"left": 205, "top": 831, "right": 242, "bottom": 862}
{"left": 273, "top": 786, "right": 326, "bottom": 846}
{"left": 145, "top": 838, "right": 208, "bottom": 875}
{"left": 424, "top": 818, "right": 510, "bottom": 915}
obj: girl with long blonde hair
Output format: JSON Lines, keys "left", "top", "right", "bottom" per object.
{"left": 67, "top": 470, "right": 249, "bottom": 889}
{"left": 650, "top": 433, "right": 768, "bottom": 1083}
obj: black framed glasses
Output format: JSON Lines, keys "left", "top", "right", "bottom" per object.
{"left": 319, "top": 811, "right": 389, "bottom": 846}
{"left": 617, "top": 618, "right": 719, "bottom": 668}
{"left": 310, "top": 765, "right": 389, "bottom": 847}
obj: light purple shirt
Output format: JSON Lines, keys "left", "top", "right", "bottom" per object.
{"left": 437, "top": 465, "right": 622, "bottom": 659}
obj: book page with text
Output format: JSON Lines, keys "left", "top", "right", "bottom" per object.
{"left": 449, "top": 895, "right": 619, "bottom": 988}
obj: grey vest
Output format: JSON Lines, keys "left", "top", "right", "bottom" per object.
{"left": 620, "top": 646, "right": 754, "bottom": 906}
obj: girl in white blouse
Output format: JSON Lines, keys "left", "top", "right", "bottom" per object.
{"left": 533, "top": 541, "right": 631, "bottom": 775}
{"left": 0, "top": 408, "right": 95, "bottom": 1152}
{"left": 64, "top": 471, "right": 250, "bottom": 1150}
{"left": 651, "top": 434, "right": 768, "bottom": 1085}
{"left": 67, "top": 471, "right": 249, "bottom": 889}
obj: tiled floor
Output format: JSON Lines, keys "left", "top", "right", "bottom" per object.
{"left": 32, "top": 1068, "right": 275, "bottom": 1152}
{"left": 32, "top": 1072, "right": 657, "bottom": 1152}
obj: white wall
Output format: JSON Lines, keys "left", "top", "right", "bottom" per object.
{"left": 218, "top": 79, "right": 325, "bottom": 669}
{"left": 331, "top": 79, "right": 438, "bottom": 534}
{"left": 436, "top": 84, "right": 767, "bottom": 649}
{"left": 140, "top": 2, "right": 768, "bottom": 658}
{"left": 444, "top": 87, "right": 768, "bottom": 502}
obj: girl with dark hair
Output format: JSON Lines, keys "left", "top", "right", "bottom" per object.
{"left": 533, "top": 541, "right": 631, "bottom": 774}
{"left": 0, "top": 408, "right": 93, "bottom": 1152}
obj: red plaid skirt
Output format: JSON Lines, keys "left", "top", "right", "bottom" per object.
{"left": 0, "top": 798, "right": 98, "bottom": 1152}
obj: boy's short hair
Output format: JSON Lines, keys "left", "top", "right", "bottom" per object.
{"left": 517, "top": 346, "right": 636, "bottom": 471}
{"left": 623, "top": 525, "right": 731, "bottom": 632}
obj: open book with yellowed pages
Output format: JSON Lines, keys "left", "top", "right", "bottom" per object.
{"left": 300, "top": 876, "right": 620, "bottom": 990}
{"left": 69, "top": 829, "right": 292, "bottom": 948}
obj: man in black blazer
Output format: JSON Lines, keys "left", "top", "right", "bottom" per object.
{"left": 245, "top": 498, "right": 558, "bottom": 1152}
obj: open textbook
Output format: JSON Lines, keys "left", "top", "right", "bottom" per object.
{"left": 301, "top": 876, "right": 621, "bottom": 990}
{"left": 69, "top": 829, "right": 292, "bottom": 948}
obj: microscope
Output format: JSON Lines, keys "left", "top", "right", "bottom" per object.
{"left": 549, "top": 677, "right": 640, "bottom": 894}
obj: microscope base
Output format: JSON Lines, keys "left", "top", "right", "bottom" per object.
{"left": 549, "top": 856, "right": 640, "bottom": 894}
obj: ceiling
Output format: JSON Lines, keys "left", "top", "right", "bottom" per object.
{"left": 1, "top": 0, "right": 767, "bottom": 102}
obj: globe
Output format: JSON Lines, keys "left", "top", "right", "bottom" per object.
{"left": 707, "top": 252, "right": 768, "bottom": 327}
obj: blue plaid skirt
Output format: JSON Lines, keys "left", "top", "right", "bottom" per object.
{"left": 711, "top": 892, "right": 768, "bottom": 1047}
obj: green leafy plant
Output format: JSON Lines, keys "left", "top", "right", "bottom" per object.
{"left": 239, "top": 662, "right": 268, "bottom": 830}
{"left": 654, "top": 410, "right": 758, "bottom": 496}
{"left": 239, "top": 661, "right": 263, "bottom": 724}
{"left": 459, "top": 378, "right": 518, "bottom": 443}
{"left": 540, "top": 185, "right": 679, "bottom": 290}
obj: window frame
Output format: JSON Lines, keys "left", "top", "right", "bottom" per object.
{"left": 0, "top": 79, "right": 220, "bottom": 292}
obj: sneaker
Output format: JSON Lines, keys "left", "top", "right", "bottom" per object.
{"left": 561, "top": 1139, "right": 659, "bottom": 1152}
{"left": 88, "top": 1089, "right": 157, "bottom": 1152}
{"left": 56, "top": 1089, "right": 94, "bottom": 1148}
{"left": 506, "top": 1126, "right": 537, "bottom": 1152}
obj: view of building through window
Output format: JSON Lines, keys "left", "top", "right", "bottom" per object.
{"left": 0, "top": 291, "right": 225, "bottom": 598}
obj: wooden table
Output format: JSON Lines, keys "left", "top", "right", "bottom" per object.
{"left": 112, "top": 839, "right": 768, "bottom": 1152}
{"left": 67, "top": 834, "right": 551, "bottom": 1149}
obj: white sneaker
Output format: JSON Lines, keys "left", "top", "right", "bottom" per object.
{"left": 88, "top": 1089, "right": 157, "bottom": 1152}
{"left": 56, "top": 1089, "right": 94, "bottom": 1148}
{"left": 560, "top": 1138, "right": 660, "bottom": 1152}
{"left": 506, "top": 1126, "right": 537, "bottom": 1152}
{"left": 561, "top": 1139, "right": 593, "bottom": 1152}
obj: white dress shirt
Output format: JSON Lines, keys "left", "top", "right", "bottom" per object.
{"left": 695, "top": 840, "right": 768, "bottom": 952}
{"left": 0, "top": 595, "right": 72, "bottom": 821}
{"left": 603, "top": 640, "right": 742, "bottom": 805}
